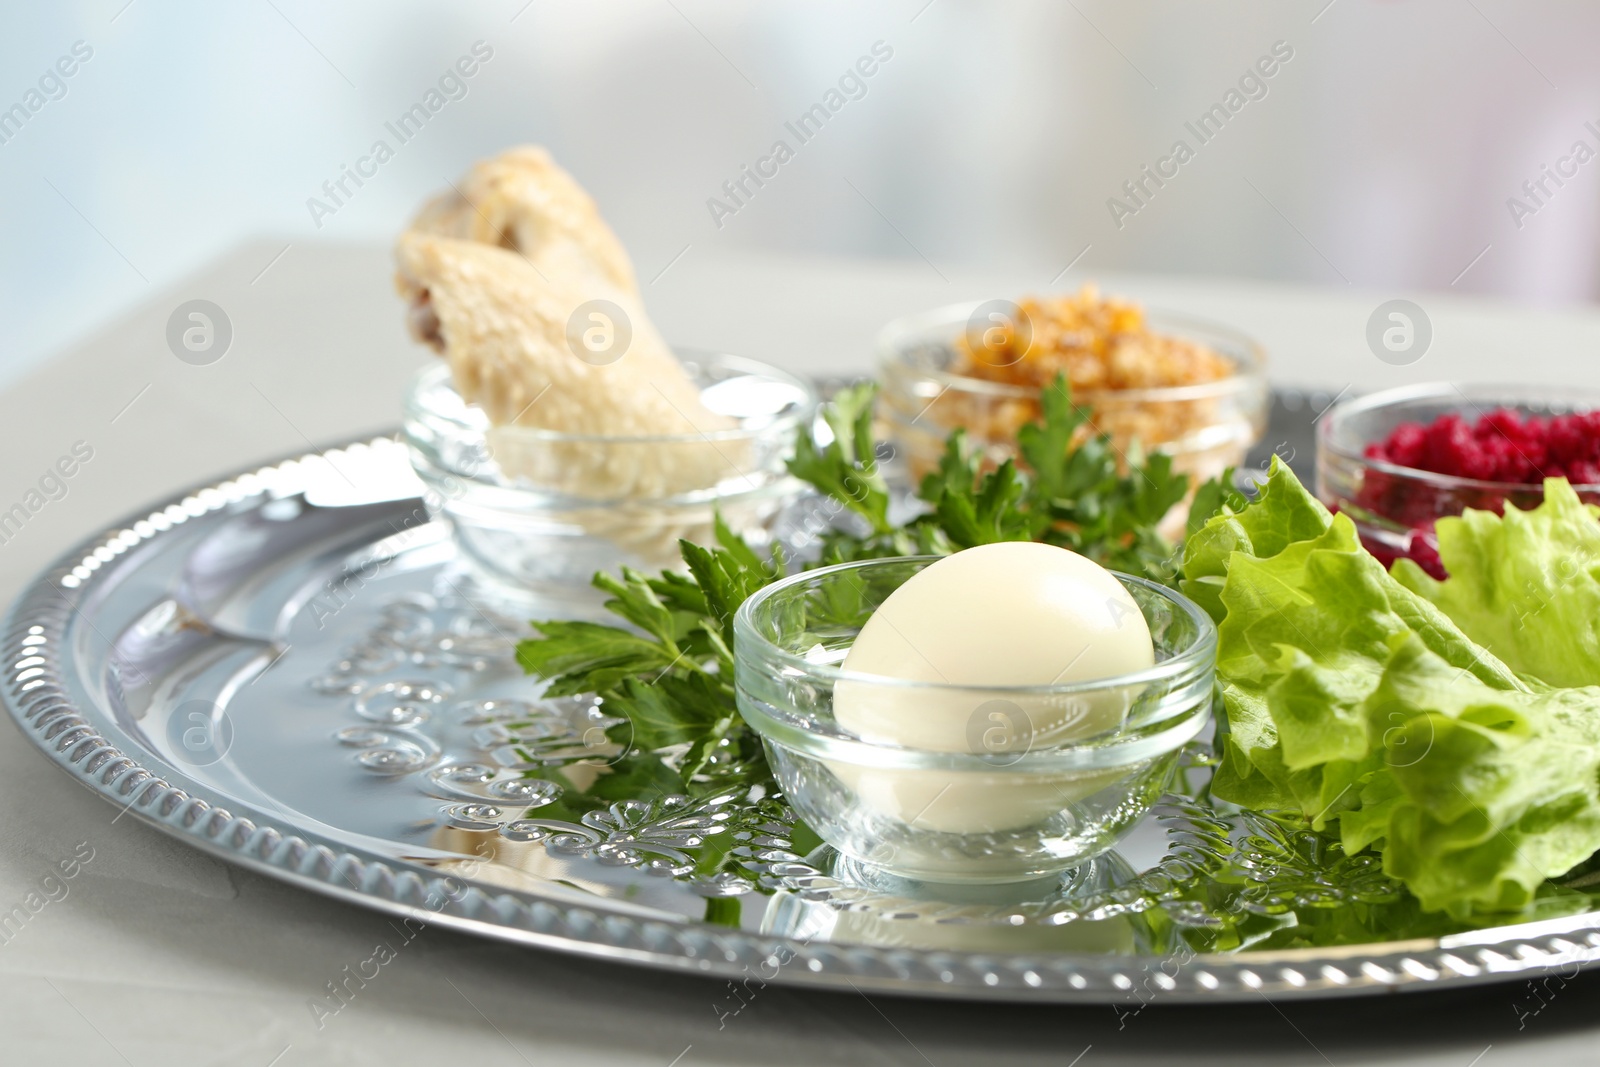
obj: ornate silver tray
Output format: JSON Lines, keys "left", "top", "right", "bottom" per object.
{"left": 8, "top": 430, "right": 1600, "bottom": 1005}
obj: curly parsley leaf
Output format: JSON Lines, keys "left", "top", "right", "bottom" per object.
{"left": 1014, "top": 372, "right": 1092, "bottom": 510}
{"left": 907, "top": 372, "right": 1189, "bottom": 584}
{"left": 679, "top": 515, "right": 783, "bottom": 650}
{"left": 607, "top": 674, "right": 726, "bottom": 751}
{"left": 787, "top": 381, "right": 892, "bottom": 535}
{"left": 516, "top": 517, "right": 785, "bottom": 806}
{"left": 517, "top": 371, "right": 1200, "bottom": 815}
{"left": 920, "top": 444, "right": 1031, "bottom": 548}
{"left": 514, "top": 621, "right": 676, "bottom": 698}
{"left": 593, "top": 568, "right": 683, "bottom": 649}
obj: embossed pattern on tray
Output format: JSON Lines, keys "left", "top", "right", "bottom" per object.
{"left": 7, "top": 431, "right": 1600, "bottom": 1003}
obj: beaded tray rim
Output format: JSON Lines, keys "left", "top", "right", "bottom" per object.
{"left": 6, "top": 431, "right": 1600, "bottom": 1004}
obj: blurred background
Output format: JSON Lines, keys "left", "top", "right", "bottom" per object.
{"left": 3, "top": 0, "right": 1597, "bottom": 387}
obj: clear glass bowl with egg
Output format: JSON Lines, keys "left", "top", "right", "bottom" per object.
{"left": 878, "top": 301, "right": 1269, "bottom": 521}
{"left": 734, "top": 555, "right": 1217, "bottom": 884}
{"left": 403, "top": 351, "right": 816, "bottom": 598}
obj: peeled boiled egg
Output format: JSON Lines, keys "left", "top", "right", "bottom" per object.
{"left": 831, "top": 542, "right": 1155, "bottom": 836}
{"left": 836, "top": 542, "right": 1154, "bottom": 749}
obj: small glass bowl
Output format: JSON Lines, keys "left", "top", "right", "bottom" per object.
{"left": 403, "top": 352, "right": 816, "bottom": 597}
{"left": 733, "top": 557, "right": 1216, "bottom": 884}
{"left": 1317, "top": 382, "right": 1600, "bottom": 576}
{"left": 877, "top": 302, "right": 1269, "bottom": 499}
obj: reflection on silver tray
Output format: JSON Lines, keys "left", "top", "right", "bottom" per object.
{"left": 7, "top": 431, "right": 1600, "bottom": 1004}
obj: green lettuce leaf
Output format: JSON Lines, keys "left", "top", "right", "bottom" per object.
{"left": 1185, "top": 457, "right": 1600, "bottom": 917}
{"left": 1393, "top": 478, "right": 1600, "bottom": 688}
{"left": 1363, "top": 637, "right": 1600, "bottom": 914}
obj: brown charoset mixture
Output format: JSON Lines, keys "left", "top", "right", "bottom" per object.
{"left": 955, "top": 285, "right": 1233, "bottom": 392}
{"left": 943, "top": 285, "right": 1237, "bottom": 458}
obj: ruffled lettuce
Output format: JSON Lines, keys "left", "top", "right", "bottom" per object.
{"left": 1392, "top": 478, "right": 1600, "bottom": 688}
{"left": 1185, "top": 459, "right": 1600, "bottom": 917}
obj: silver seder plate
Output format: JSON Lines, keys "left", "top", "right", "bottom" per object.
{"left": 8, "top": 433, "right": 1600, "bottom": 1005}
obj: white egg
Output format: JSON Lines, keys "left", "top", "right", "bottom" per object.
{"left": 831, "top": 542, "right": 1155, "bottom": 836}
{"left": 836, "top": 542, "right": 1154, "bottom": 748}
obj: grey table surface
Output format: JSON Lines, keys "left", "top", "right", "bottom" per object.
{"left": 5, "top": 241, "right": 1600, "bottom": 1066}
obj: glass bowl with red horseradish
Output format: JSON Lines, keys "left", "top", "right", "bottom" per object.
{"left": 1317, "top": 383, "right": 1600, "bottom": 577}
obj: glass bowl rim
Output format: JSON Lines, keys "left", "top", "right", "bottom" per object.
{"left": 1319, "top": 380, "right": 1600, "bottom": 494}
{"left": 404, "top": 350, "right": 818, "bottom": 446}
{"left": 734, "top": 555, "right": 1218, "bottom": 698}
{"left": 876, "top": 300, "right": 1268, "bottom": 405}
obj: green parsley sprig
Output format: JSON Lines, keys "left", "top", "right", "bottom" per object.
{"left": 797, "top": 373, "right": 1191, "bottom": 582}
{"left": 515, "top": 514, "right": 782, "bottom": 801}
{"left": 514, "top": 373, "right": 1200, "bottom": 806}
